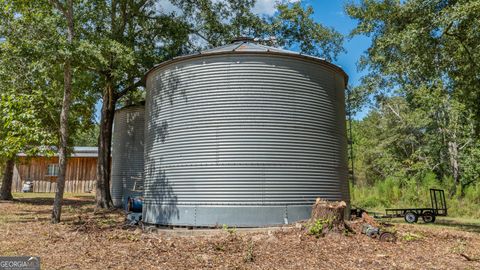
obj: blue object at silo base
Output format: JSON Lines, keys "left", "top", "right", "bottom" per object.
{"left": 126, "top": 197, "right": 143, "bottom": 213}
{"left": 142, "top": 204, "right": 312, "bottom": 227}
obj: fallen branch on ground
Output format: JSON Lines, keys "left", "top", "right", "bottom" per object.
{"left": 460, "top": 253, "right": 480, "bottom": 261}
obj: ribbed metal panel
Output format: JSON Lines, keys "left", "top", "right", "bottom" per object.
{"left": 111, "top": 105, "right": 145, "bottom": 207}
{"left": 144, "top": 53, "right": 349, "bottom": 226}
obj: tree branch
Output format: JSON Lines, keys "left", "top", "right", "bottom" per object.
{"left": 444, "top": 24, "right": 477, "bottom": 69}
{"left": 49, "top": 0, "right": 74, "bottom": 41}
{"left": 115, "top": 77, "right": 146, "bottom": 99}
{"left": 461, "top": 180, "right": 476, "bottom": 190}
{"left": 118, "top": 0, "right": 128, "bottom": 38}
{"left": 385, "top": 103, "right": 402, "bottom": 120}
{"left": 49, "top": 0, "right": 67, "bottom": 17}
{"left": 111, "top": 0, "right": 117, "bottom": 38}
{"left": 459, "top": 138, "right": 472, "bottom": 150}
{"left": 190, "top": 29, "right": 214, "bottom": 47}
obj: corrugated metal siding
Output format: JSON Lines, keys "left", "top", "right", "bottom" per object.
{"left": 111, "top": 105, "right": 145, "bottom": 207}
{"left": 144, "top": 54, "right": 349, "bottom": 226}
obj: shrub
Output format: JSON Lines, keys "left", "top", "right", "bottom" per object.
{"left": 307, "top": 217, "right": 334, "bottom": 238}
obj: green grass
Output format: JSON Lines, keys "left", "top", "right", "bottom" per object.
{"left": 421, "top": 217, "right": 480, "bottom": 233}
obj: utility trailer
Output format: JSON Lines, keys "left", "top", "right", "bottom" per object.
{"left": 384, "top": 189, "right": 447, "bottom": 223}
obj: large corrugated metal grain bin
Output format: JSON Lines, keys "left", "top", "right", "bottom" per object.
{"left": 143, "top": 39, "right": 349, "bottom": 226}
{"left": 111, "top": 105, "right": 145, "bottom": 207}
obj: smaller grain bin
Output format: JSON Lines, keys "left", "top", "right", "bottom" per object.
{"left": 111, "top": 104, "right": 145, "bottom": 207}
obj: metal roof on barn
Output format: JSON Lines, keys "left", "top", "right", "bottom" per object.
{"left": 17, "top": 147, "right": 98, "bottom": 158}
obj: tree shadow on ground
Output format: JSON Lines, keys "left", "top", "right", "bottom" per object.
{"left": 387, "top": 218, "right": 480, "bottom": 233}
{"left": 13, "top": 197, "right": 93, "bottom": 207}
{"left": 428, "top": 219, "right": 480, "bottom": 233}
{"left": 65, "top": 209, "right": 127, "bottom": 233}
{"left": 3, "top": 195, "right": 130, "bottom": 232}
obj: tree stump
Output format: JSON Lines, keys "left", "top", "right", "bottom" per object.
{"left": 309, "top": 198, "right": 347, "bottom": 234}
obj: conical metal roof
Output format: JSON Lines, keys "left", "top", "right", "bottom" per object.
{"left": 201, "top": 39, "right": 297, "bottom": 55}
{"left": 145, "top": 38, "right": 348, "bottom": 86}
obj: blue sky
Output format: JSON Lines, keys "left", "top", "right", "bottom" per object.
{"left": 307, "top": 1, "right": 371, "bottom": 89}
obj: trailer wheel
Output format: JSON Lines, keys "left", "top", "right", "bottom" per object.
{"left": 422, "top": 211, "right": 436, "bottom": 223}
{"left": 404, "top": 212, "right": 418, "bottom": 223}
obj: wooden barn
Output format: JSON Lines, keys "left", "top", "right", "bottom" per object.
{"left": 12, "top": 147, "right": 98, "bottom": 193}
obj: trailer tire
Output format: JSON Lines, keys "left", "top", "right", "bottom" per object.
{"left": 404, "top": 212, "right": 418, "bottom": 223}
{"left": 422, "top": 211, "right": 436, "bottom": 223}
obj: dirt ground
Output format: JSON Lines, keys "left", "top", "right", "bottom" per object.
{"left": 1, "top": 194, "right": 480, "bottom": 270}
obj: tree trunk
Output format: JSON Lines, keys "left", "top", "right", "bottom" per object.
{"left": 95, "top": 78, "right": 116, "bottom": 209}
{"left": 52, "top": 58, "right": 72, "bottom": 223}
{"left": 448, "top": 139, "right": 460, "bottom": 194}
{"left": 0, "top": 159, "right": 14, "bottom": 200}
{"left": 51, "top": 0, "right": 74, "bottom": 224}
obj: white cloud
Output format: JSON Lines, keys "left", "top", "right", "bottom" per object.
{"left": 157, "top": 0, "right": 183, "bottom": 15}
{"left": 156, "top": 0, "right": 301, "bottom": 17}
{"left": 252, "top": 0, "right": 301, "bottom": 16}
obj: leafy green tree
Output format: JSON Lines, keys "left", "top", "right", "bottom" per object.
{"left": 0, "top": 0, "right": 97, "bottom": 220}
{"left": 0, "top": 42, "right": 59, "bottom": 199}
{"left": 346, "top": 0, "right": 480, "bottom": 193}
{"left": 170, "top": 0, "right": 264, "bottom": 47}
{"left": 0, "top": 93, "right": 56, "bottom": 200}
{"left": 71, "top": 124, "right": 100, "bottom": 146}
{"left": 351, "top": 89, "right": 478, "bottom": 192}
{"left": 267, "top": 2, "right": 344, "bottom": 60}
{"left": 74, "top": 0, "right": 190, "bottom": 208}
{"left": 172, "top": 1, "right": 344, "bottom": 60}
{"left": 0, "top": 2, "right": 59, "bottom": 199}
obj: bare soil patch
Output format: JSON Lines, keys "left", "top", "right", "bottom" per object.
{"left": 1, "top": 194, "right": 480, "bottom": 270}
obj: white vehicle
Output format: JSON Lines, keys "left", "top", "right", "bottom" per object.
{"left": 22, "top": 181, "right": 34, "bottom": 192}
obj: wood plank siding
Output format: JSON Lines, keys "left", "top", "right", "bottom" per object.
{"left": 12, "top": 157, "right": 97, "bottom": 193}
